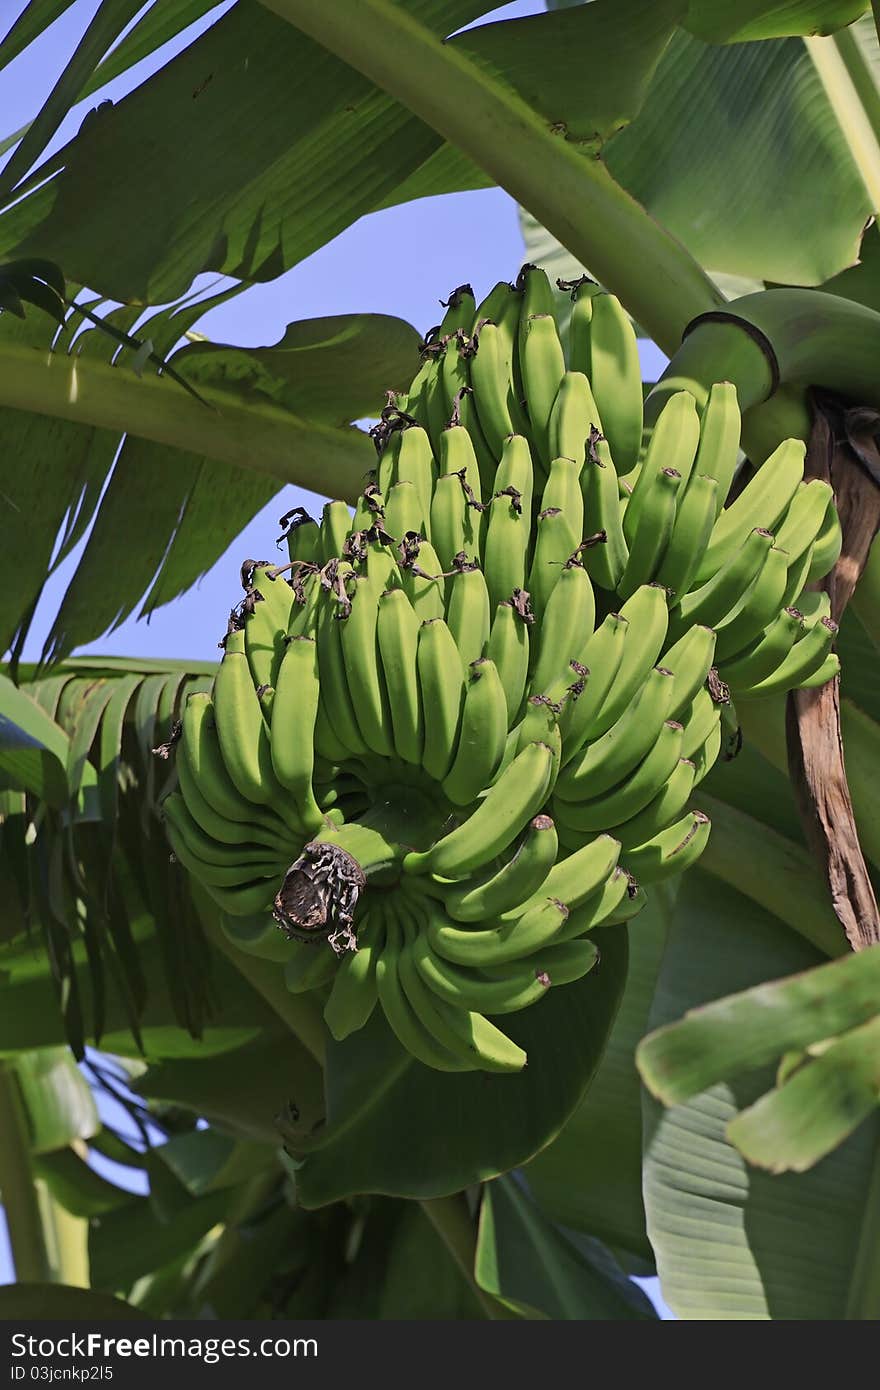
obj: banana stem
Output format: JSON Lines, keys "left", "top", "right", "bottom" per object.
{"left": 420, "top": 1192, "right": 517, "bottom": 1320}
{"left": 0, "top": 1061, "right": 51, "bottom": 1283}
{"left": 653, "top": 290, "right": 880, "bottom": 424}
{"left": 259, "top": 0, "right": 723, "bottom": 353}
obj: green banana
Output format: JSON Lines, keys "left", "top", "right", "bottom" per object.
{"left": 520, "top": 313, "right": 567, "bottom": 467}
{"left": 430, "top": 473, "right": 476, "bottom": 573}
{"left": 558, "top": 611, "right": 629, "bottom": 761}
{"left": 741, "top": 614, "right": 839, "bottom": 697}
{"left": 383, "top": 481, "right": 425, "bottom": 542}
{"left": 618, "top": 466, "right": 682, "bottom": 600}
{"left": 320, "top": 499, "right": 354, "bottom": 563}
{"left": 446, "top": 562, "right": 490, "bottom": 668}
{"left": 692, "top": 438, "right": 805, "bottom": 584}
{"left": 412, "top": 930, "right": 597, "bottom": 1016}
{"left": 555, "top": 664, "right": 675, "bottom": 803}
{"left": 669, "top": 527, "right": 776, "bottom": 638}
{"left": 805, "top": 497, "right": 843, "bottom": 582}
{"left": 270, "top": 634, "right": 323, "bottom": 832}
{"left": 212, "top": 648, "right": 283, "bottom": 809}
{"left": 712, "top": 544, "right": 790, "bottom": 661}
{"left": 661, "top": 624, "right": 718, "bottom": 720}
{"left": 163, "top": 793, "right": 291, "bottom": 871}
{"left": 376, "top": 587, "right": 424, "bottom": 765}
{"left": 243, "top": 564, "right": 295, "bottom": 691}
{"left": 323, "top": 910, "right": 386, "bottom": 1041}
{"left": 416, "top": 617, "right": 466, "bottom": 781}
{"left": 339, "top": 574, "right": 396, "bottom": 759}
{"left": 610, "top": 757, "right": 697, "bottom": 849}
{"left": 654, "top": 473, "right": 718, "bottom": 603}
{"left": 442, "top": 813, "right": 558, "bottom": 922}
{"left": 397, "top": 903, "right": 527, "bottom": 1072}
{"left": 540, "top": 454, "right": 584, "bottom": 544}
{"left": 716, "top": 603, "right": 806, "bottom": 693}
{"left": 579, "top": 428, "right": 629, "bottom": 590}
{"left": 565, "top": 277, "right": 599, "bottom": 374}
{"left": 593, "top": 583, "right": 670, "bottom": 736}
{"left": 376, "top": 907, "right": 471, "bottom": 1072}
{"left": 487, "top": 598, "right": 531, "bottom": 724}
{"left": 404, "top": 740, "right": 555, "bottom": 879}
{"left": 441, "top": 657, "right": 508, "bottom": 807}
{"left": 623, "top": 391, "right": 700, "bottom": 543}
{"left": 554, "top": 720, "right": 684, "bottom": 833}
{"left": 688, "top": 380, "right": 741, "bottom": 514}
{"left": 399, "top": 537, "right": 446, "bottom": 621}
{"left": 504, "top": 832, "right": 620, "bottom": 917}
{"left": 469, "top": 319, "right": 517, "bottom": 458}
{"left": 527, "top": 507, "right": 580, "bottom": 623}
{"left": 530, "top": 561, "right": 595, "bottom": 694}
{"left": 622, "top": 809, "right": 712, "bottom": 884}
{"left": 679, "top": 686, "right": 722, "bottom": 761}
{"left": 483, "top": 434, "right": 533, "bottom": 610}
{"left": 315, "top": 591, "right": 371, "bottom": 758}
{"left": 547, "top": 371, "right": 604, "bottom": 468}
{"left": 587, "top": 292, "right": 643, "bottom": 475}
{"left": 426, "top": 892, "right": 571, "bottom": 968}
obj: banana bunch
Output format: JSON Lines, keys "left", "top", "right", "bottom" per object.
{"left": 161, "top": 266, "right": 842, "bottom": 1075}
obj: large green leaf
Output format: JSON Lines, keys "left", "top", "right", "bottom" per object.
{"left": 134, "top": 1035, "right": 325, "bottom": 1144}
{"left": 603, "top": 22, "right": 875, "bottom": 287}
{"left": 0, "top": 673, "right": 70, "bottom": 805}
{"left": 0, "top": 303, "right": 418, "bottom": 659}
{"left": 291, "top": 924, "right": 628, "bottom": 1207}
{"left": 642, "top": 868, "right": 880, "bottom": 1320}
{"left": 476, "top": 1174, "right": 657, "bottom": 1319}
{"left": 88, "top": 1186, "right": 235, "bottom": 1291}
{"left": 683, "top": 1, "right": 868, "bottom": 42}
{"left": 13, "top": 1047, "right": 98, "bottom": 1153}
{"left": 523, "top": 889, "right": 672, "bottom": 1261}
{"left": 0, "top": 1283, "right": 149, "bottom": 1319}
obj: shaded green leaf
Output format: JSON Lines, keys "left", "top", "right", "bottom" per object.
{"left": 476, "top": 1174, "right": 657, "bottom": 1319}
{"left": 727, "top": 1014, "right": 880, "bottom": 1172}
{"left": 0, "top": 674, "right": 70, "bottom": 805}
{"left": 158, "top": 1129, "right": 274, "bottom": 1196}
{"left": 0, "top": 1283, "right": 149, "bottom": 1319}
{"left": 89, "top": 1186, "right": 233, "bottom": 1290}
{"left": 34, "top": 1144, "right": 132, "bottom": 1217}
{"left": 292, "top": 925, "right": 627, "bottom": 1207}
{"left": 14, "top": 1047, "right": 98, "bottom": 1153}
{"left": 642, "top": 867, "right": 880, "bottom": 1320}
{"left": 683, "top": 1, "right": 867, "bottom": 43}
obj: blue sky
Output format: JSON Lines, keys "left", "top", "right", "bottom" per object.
{"left": 1, "top": 0, "right": 671, "bottom": 1316}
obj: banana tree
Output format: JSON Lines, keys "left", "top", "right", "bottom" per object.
{"left": 1, "top": 0, "right": 879, "bottom": 1321}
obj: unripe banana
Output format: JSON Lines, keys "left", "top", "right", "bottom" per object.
{"left": 558, "top": 611, "right": 628, "bottom": 761}
{"left": 441, "top": 657, "right": 508, "bottom": 807}
{"left": 483, "top": 434, "right": 533, "bottom": 610}
{"left": 397, "top": 904, "right": 527, "bottom": 1072}
{"left": 520, "top": 313, "right": 567, "bottom": 467}
{"left": 689, "top": 380, "right": 741, "bottom": 514}
{"left": 243, "top": 564, "right": 295, "bottom": 691}
{"left": 315, "top": 590, "right": 370, "bottom": 758}
{"left": 580, "top": 429, "right": 629, "bottom": 590}
{"left": 445, "top": 562, "right": 490, "bottom": 668}
{"left": 320, "top": 499, "right": 354, "bottom": 563}
{"left": 267, "top": 634, "right": 324, "bottom": 832}
{"left": 622, "top": 809, "right": 711, "bottom": 884}
{"left": 594, "top": 583, "right": 669, "bottom": 736}
{"left": 469, "top": 319, "right": 517, "bottom": 456}
{"left": 610, "top": 757, "right": 697, "bottom": 849}
{"left": 283, "top": 511, "right": 321, "bottom": 568}
{"left": 623, "top": 391, "right": 700, "bottom": 542}
{"left": 539, "top": 454, "right": 584, "bottom": 543}
{"left": 587, "top": 292, "right": 643, "bottom": 475}
{"left": 564, "top": 277, "right": 599, "bottom": 373}
{"left": 529, "top": 561, "right": 596, "bottom": 694}
{"left": 340, "top": 574, "right": 395, "bottom": 759}
{"left": 416, "top": 617, "right": 466, "bottom": 782}
{"left": 412, "top": 931, "right": 597, "bottom": 1016}
{"left": 504, "top": 832, "right": 620, "bottom": 918}
{"left": 527, "top": 507, "right": 580, "bottom": 623}
{"left": 556, "top": 664, "right": 675, "bottom": 803}
{"left": 426, "top": 893, "right": 571, "bottom": 968}
{"left": 654, "top": 473, "right": 718, "bottom": 603}
{"left": 805, "top": 498, "right": 843, "bottom": 582}
{"left": 487, "top": 598, "right": 531, "bottom": 724}
{"left": 399, "top": 537, "right": 446, "bottom": 621}
{"left": 376, "top": 907, "right": 471, "bottom": 1072}
{"left": 376, "top": 587, "right": 424, "bottom": 765}
{"left": 617, "top": 466, "right": 681, "bottom": 601}
{"left": 323, "top": 909, "right": 386, "bottom": 1041}
{"left": 404, "top": 740, "right": 555, "bottom": 879}
{"left": 669, "top": 527, "right": 776, "bottom": 639}
{"left": 213, "top": 648, "right": 283, "bottom": 809}
{"left": 692, "top": 438, "right": 805, "bottom": 584}
{"left": 547, "top": 371, "right": 603, "bottom": 469}
{"left": 661, "top": 625, "right": 718, "bottom": 720}
{"left": 712, "top": 544, "right": 790, "bottom": 661}
{"left": 740, "top": 614, "right": 839, "bottom": 697}
{"left": 383, "top": 481, "right": 425, "bottom": 542}
{"left": 442, "top": 814, "right": 558, "bottom": 922}
{"left": 430, "top": 473, "right": 477, "bottom": 573}
{"left": 554, "top": 720, "right": 684, "bottom": 834}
